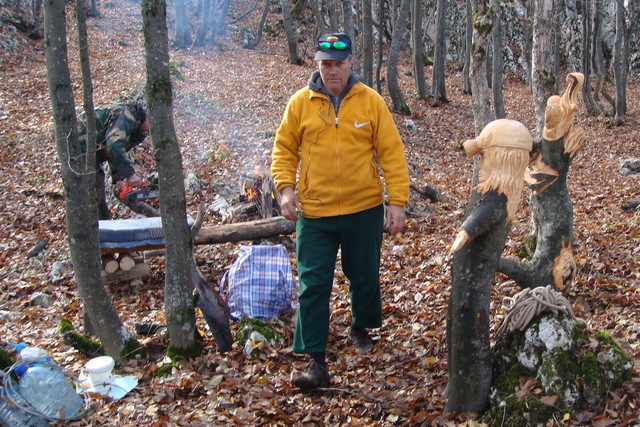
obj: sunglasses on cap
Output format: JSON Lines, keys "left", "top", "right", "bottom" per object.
{"left": 318, "top": 40, "right": 349, "bottom": 51}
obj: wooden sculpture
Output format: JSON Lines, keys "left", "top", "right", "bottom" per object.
{"left": 446, "top": 119, "right": 533, "bottom": 414}
{"left": 498, "top": 73, "right": 586, "bottom": 291}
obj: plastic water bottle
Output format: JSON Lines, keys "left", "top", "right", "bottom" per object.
{"left": 15, "top": 363, "right": 83, "bottom": 420}
{"left": 0, "top": 381, "right": 49, "bottom": 426}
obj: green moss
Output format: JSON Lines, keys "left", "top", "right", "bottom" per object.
{"left": 121, "top": 337, "right": 146, "bottom": 360}
{"left": 166, "top": 342, "right": 202, "bottom": 362}
{"left": 59, "top": 318, "right": 103, "bottom": 356}
{"left": 595, "top": 330, "right": 633, "bottom": 386}
{"left": 236, "top": 317, "right": 282, "bottom": 347}
{"left": 580, "top": 352, "right": 605, "bottom": 404}
{"left": 155, "top": 362, "right": 175, "bottom": 377}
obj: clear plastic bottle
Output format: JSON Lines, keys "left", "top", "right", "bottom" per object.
{"left": 15, "top": 363, "right": 83, "bottom": 420}
{"left": 0, "top": 381, "right": 49, "bottom": 426}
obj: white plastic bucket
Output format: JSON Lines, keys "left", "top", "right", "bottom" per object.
{"left": 85, "top": 356, "right": 115, "bottom": 385}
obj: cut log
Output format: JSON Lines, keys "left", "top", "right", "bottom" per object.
{"left": 195, "top": 216, "right": 295, "bottom": 245}
{"left": 119, "top": 255, "right": 136, "bottom": 272}
{"left": 103, "top": 258, "right": 120, "bottom": 274}
{"left": 102, "top": 262, "right": 150, "bottom": 284}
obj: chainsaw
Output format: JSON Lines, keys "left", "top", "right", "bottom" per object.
{"left": 117, "top": 181, "right": 159, "bottom": 203}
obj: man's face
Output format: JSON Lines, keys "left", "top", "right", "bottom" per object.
{"left": 318, "top": 57, "right": 354, "bottom": 97}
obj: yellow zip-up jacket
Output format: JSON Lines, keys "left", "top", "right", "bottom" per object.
{"left": 272, "top": 76, "right": 409, "bottom": 218}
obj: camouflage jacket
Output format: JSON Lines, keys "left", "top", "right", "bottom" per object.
{"left": 78, "top": 103, "right": 146, "bottom": 182}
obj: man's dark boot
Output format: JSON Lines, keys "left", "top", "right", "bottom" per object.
{"left": 293, "top": 360, "right": 330, "bottom": 390}
{"left": 350, "top": 325, "right": 374, "bottom": 354}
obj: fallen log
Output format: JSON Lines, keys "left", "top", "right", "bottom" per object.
{"left": 195, "top": 216, "right": 295, "bottom": 245}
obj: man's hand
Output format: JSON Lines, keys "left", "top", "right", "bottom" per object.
{"left": 279, "top": 186, "right": 302, "bottom": 221}
{"left": 126, "top": 173, "right": 142, "bottom": 189}
{"left": 385, "top": 205, "right": 405, "bottom": 235}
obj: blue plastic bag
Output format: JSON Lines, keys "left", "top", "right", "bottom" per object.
{"left": 221, "top": 245, "right": 297, "bottom": 320}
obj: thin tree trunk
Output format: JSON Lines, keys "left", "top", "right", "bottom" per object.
{"left": 244, "top": 0, "right": 270, "bottom": 49}
{"left": 387, "top": 0, "right": 411, "bottom": 115}
{"left": 194, "top": 0, "right": 212, "bottom": 46}
{"left": 282, "top": 0, "right": 302, "bottom": 65}
{"left": 310, "top": 0, "right": 326, "bottom": 36}
{"left": 411, "top": 0, "right": 429, "bottom": 100}
{"left": 469, "top": 0, "right": 494, "bottom": 134}
{"left": 581, "top": 0, "right": 599, "bottom": 115}
{"left": 44, "top": 0, "right": 138, "bottom": 360}
{"left": 360, "top": 0, "right": 373, "bottom": 86}
{"left": 462, "top": 0, "right": 472, "bottom": 94}
{"left": 431, "top": 0, "right": 447, "bottom": 104}
{"left": 531, "top": 0, "right": 556, "bottom": 139}
{"left": 142, "top": 0, "right": 199, "bottom": 354}
{"left": 174, "top": 0, "right": 192, "bottom": 49}
{"left": 612, "top": 0, "right": 626, "bottom": 126}
{"left": 491, "top": 0, "right": 504, "bottom": 118}
{"left": 375, "top": 0, "right": 385, "bottom": 93}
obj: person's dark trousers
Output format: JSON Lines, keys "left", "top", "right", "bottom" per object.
{"left": 292, "top": 204, "right": 384, "bottom": 354}
{"left": 96, "top": 166, "right": 112, "bottom": 220}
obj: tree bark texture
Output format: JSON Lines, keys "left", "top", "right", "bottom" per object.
{"left": 462, "top": 0, "right": 472, "bottom": 94}
{"left": 173, "top": 0, "right": 192, "bottom": 49}
{"left": 491, "top": 0, "right": 504, "bottom": 118}
{"left": 195, "top": 216, "right": 295, "bottom": 245}
{"left": 281, "top": 0, "right": 302, "bottom": 65}
{"left": 499, "top": 73, "right": 586, "bottom": 292}
{"left": 411, "top": 0, "right": 428, "bottom": 100}
{"left": 612, "top": 0, "right": 626, "bottom": 126}
{"left": 44, "top": 0, "right": 134, "bottom": 360}
{"left": 194, "top": 0, "right": 212, "bottom": 46}
{"left": 387, "top": 0, "right": 411, "bottom": 115}
{"left": 142, "top": 0, "right": 198, "bottom": 352}
{"left": 469, "top": 0, "right": 495, "bottom": 134}
{"left": 360, "top": 0, "right": 373, "bottom": 87}
{"left": 531, "top": 0, "right": 556, "bottom": 139}
{"left": 431, "top": 0, "right": 448, "bottom": 104}
{"left": 446, "top": 191, "right": 511, "bottom": 414}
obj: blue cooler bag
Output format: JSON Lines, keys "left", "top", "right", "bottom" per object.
{"left": 221, "top": 245, "right": 297, "bottom": 320}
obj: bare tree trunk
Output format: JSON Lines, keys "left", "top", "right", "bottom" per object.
{"left": 462, "top": 0, "right": 472, "bottom": 94}
{"left": 491, "top": 0, "right": 504, "bottom": 118}
{"left": 411, "top": 0, "right": 428, "bottom": 99}
{"left": 327, "top": 0, "right": 339, "bottom": 32}
{"left": 282, "top": 0, "right": 302, "bottom": 65}
{"left": 499, "top": 73, "right": 586, "bottom": 292}
{"left": 310, "top": 0, "right": 326, "bottom": 36}
{"left": 360, "top": 0, "right": 373, "bottom": 86}
{"left": 244, "top": 0, "right": 270, "bottom": 49}
{"left": 581, "top": 0, "right": 599, "bottom": 116}
{"left": 431, "top": 0, "right": 447, "bottom": 105}
{"left": 174, "top": 0, "right": 192, "bottom": 49}
{"left": 342, "top": 0, "right": 355, "bottom": 50}
{"left": 531, "top": 0, "right": 556, "bottom": 139}
{"left": 194, "top": 0, "right": 212, "bottom": 46}
{"left": 387, "top": 0, "right": 411, "bottom": 115}
{"left": 142, "top": 0, "right": 199, "bottom": 355}
{"left": 611, "top": 0, "right": 627, "bottom": 126}
{"left": 44, "top": 0, "right": 139, "bottom": 360}
{"left": 375, "top": 0, "right": 385, "bottom": 93}
{"left": 469, "top": 0, "right": 494, "bottom": 134}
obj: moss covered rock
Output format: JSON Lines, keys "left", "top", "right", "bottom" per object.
{"left": 484, "top": 313, "right": 633, "bottom": 425}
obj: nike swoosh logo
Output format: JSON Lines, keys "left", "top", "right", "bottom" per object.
{"left": 354, "top": 120, "right": 370, "bottom": 128}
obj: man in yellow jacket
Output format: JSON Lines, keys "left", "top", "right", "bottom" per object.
{"left": 271, "top": 33, "right": 410, "bottom": 389}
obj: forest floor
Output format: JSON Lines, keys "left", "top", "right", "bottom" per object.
{"left": 0, "top": 1, "right": 639, "bottom": 426}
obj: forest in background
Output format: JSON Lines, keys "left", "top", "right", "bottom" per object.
{"left": 0, "top": 0, "right": 639, "bottom": 425}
